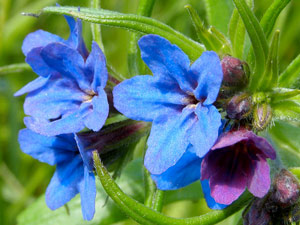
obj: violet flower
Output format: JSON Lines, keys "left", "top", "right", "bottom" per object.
{"left": 201, "top": 129, "right": 276, "bottom": 205}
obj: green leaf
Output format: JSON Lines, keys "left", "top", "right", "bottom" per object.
{"left": 42, "top": 6, "right": 205, "bottom": 61}
{"left": 278, "top": 54, "right": 300, "bottom": 88}
{"left": 258, "top": 30, "right": 280, "bottom": 90}
{"left": 0, "top": 63, "right": 31, "bottom": 75}
{"left": 268, "top": 121, "right": 300, "bottom": 168}
{"left": 90, "top": 0, "right": 105, "bottom": 52}
{"left": 232, "top": 0, "right": 268, "bottom": 91}
{"left": 271, "top": 88, "right": 300, "bottom": 103}
{"left": 204, "top": 0, "right": 234, "bottom": 35}
{"left": 271, "top": 99, "right": 300, "bottom": 122}
{"left": 260, "top": 0, "right": 291, "bottom": 39}
{"left": 128, "top": 0, "right": 155, "bottom": 77}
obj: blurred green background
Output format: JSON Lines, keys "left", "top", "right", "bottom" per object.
{"left": 1, "top": 0, "right": 300, "bottom": 224}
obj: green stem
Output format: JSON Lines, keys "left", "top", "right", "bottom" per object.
{"left": 93, "top": 152, "right": 252, "bottom": 225}
{"left": 152, "top": 189, "right": 164, "bottom": 212}
{"left": 90, "top": 0, "right": 105, "bottom": 52}
{"left": 0, "top": 63, "right": 31, "bottom": 75}
{"left": 144, "top": 167, "right": 156, "bottom": 207}
{"left": 128, "top": 0, "right": 155, "bottom": 76}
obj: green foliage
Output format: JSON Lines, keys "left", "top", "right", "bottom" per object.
{"left": 279, "top": 54, "right": 300, "bottom": 88}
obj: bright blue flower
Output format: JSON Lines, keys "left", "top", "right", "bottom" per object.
{"left": 18, "top": 128, "right": 96, "bottom": 220}
{"left": 15, "top": 16, "right": 109, "bottom": 136}
{"left": 113, "top": 34, "right": 223, "bottom": 175}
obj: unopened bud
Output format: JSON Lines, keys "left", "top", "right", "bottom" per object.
{"left": 270, "top": 169, "right": 300, "bottom": 209}
{"left": 221, "top": 56, "right": 248, "bottom": 88}
{"left": 243, "top": 198, "right": 272, "bottom": 225}
{"left": 253, "top": 103, "right": 272, "bottom": 131}
{"left": 226, "top": 93, "right": 252, "bottom": 120}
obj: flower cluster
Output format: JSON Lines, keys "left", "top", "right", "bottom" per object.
{"left": 17, "top": 14, "right": 278, "bottom": 221}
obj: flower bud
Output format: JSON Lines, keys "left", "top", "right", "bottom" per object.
{"left": 253, "top": 103, "right": 272, "bottom": 131}
{"left": 226, "top": 93, "right": 252, "bottom": 120}
{"left": 221, "top": 56, "right": 248, "bottom": 88}
{"left": 270, "top": 169, "right": 300, "bottom": 209}
{"left": 243, "top": 198, "right": 272, "bottom": 225}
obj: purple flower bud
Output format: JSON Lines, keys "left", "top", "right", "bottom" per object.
{"left": 243, "top": 198, "right": 272, "bottom": 225}
{"left": 270, "top": 169, "right": 300, "bottom": 208}
{"left": 253, "top": 103, "right": 272, "bottom": 131}
{"left": 221, "top": 56, "right": 248, "bottom": 88}
{"left": 226, "top": 93, "right": 252, "bottom": 120}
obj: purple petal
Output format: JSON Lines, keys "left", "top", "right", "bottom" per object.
{"left": 189, "top": 104, "right": 221, "bottom": 157}
{"left": 41, "top": 43, "right": 90, "bottom": 90}
{"left": 249, "top": 133, "right": 276, "bottom": 160}
{"left": 211, "top": 129, "right": 250, "bottom": 150}
{"left": 14, "top": 76, "right": 49, "bottom": 96}
{"left": 78, "top": 165, "right": 96, "bottom": 221}
{"left": 46, "top": 155, "right": 83, "bottom": 210}
{"left": 201, "top": 180, "right": 228, "bottom": 210}
{"left": 138, "top": 35, "right": 194, "bottom": 92}
{"left": 18, "top": 129, "right": 77, "bottom": 166}
{"left": 151, "top": 146, "right": 202, "bottom": 190}
{"left": 84, "top": 88, "right": 109, "bottom": 132}
{"left": 247, "top": 156, "right": 271, "bottom": 198}
{"left": 113, "top": 75, "right": 187, "bottom": 122}
{"left": 144, "top": 107, "right": 196, "bottom": 174}
{"left": 22, "top": 30, "right": 64, "bottom": 56}
{"left": 190, "top": 51, "right": 223, "bottom": 105}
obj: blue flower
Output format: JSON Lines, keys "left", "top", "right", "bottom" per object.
{"left": 18, "top": 128, "right": 96, "bottom": 220}
{"left": 15, "top": 16, "right": 109, "bottom": 136}
{"left": 113, "top": 34, "right": 223, "bottom": 175}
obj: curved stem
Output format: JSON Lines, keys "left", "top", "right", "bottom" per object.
{"left": 152, "top": 189, "right": 164, "bottom": 212}
{"left": 93, "top": 152, "right": 252, "bottom": 225}
{"left": 144, "top": 167, "right": 156, "bottom": 207}
{"left": 90, "top": 0, "right": 105, "bottom": 52}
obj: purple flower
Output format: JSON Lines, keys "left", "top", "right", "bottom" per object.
{"left": 18, "top": 128, "right": 96, "bottom": 220}
{"left": 201, "top": 129, "right": 276, "bottom": 205}
{"left": 15, "top": 16, "right": 109, "bottom": 136}
{"left": 113, "top": 34, "right": 223, "bottom": 175}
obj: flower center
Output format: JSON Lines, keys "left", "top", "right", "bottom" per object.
{"left": 83, "top": 90, "right": 97, "bottom": 103}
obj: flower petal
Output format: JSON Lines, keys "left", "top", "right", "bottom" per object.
{"left": 190, "top": 51, "right": 223, "bottom": 105}
{"left": 74, "top": 134, "right": 94, "bottom": 171}
{"left": 144, "top": 107, "right": 196, "bottom": 174}
{"left": 24, "top": 103, "right": 90, "bottom": 136}
{"left": 22, "top": 30, "right": 64, "bottom": 56}
{"left": 46, "top": 155, "right": 83, "bottom": 210}
{"left": 247, "top": 156, "right": 271, "bottom": 198}
{"left": 201, "top": 180, "right": 228, "bottom": 210}
{"left": 250, "top": 134, "right": 276, "bottom": 160}
{"left": 41, "top": 43, "right": 90, "bottom": 90}
{"left": 189, "top": 105, "right": 221, "bottom": 157}
{"left": 151, "top": 145, "right": 202, "bottom": 190}
{"left": 138, "top": 35, "right": 194, "bottom": 92}
{"left": 18, "top": 129, "right": 77, "bottom": 165}
{"left": 78, "top": 165, "right": 96, "bottom": 221}
{"left": 14, "top": 76, "right": 49, "bottom": 96}
{"left": 211, "top": 129, "right": 249, "bottom": 150}
{"left": 113, "top": 75, "right": 187, "bottom": 121}
{"left": 84, "top": 88, "right": 109, "bottom": 132}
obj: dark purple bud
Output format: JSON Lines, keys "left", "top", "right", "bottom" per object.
{"left": 226, "top": 93, "right": 252, "bottom": 120}
{"left": 253, "top": 103, "right": 272, "bottom": 131}
{"left": 221, "top": 56, "right": 248, "bottom": 88}
{"left": 270, "top": 169, "right": 300, "bottom": 209}
{"left": 243, "top": 198, "right": 272, "bottom": 225}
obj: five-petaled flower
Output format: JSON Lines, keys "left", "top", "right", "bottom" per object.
{"left": 113, "top": 34, "right": 223, "bottom": 175}
{"left": 18, "top": 129, "right": 96, "bottom": 220}
{"left": 201, "top": 128, "right": 276, "bottom": 205}
{"left": 15, "top": 15, "right": 109, "bottom": 136}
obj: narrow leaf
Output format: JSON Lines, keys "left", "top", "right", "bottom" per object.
{"left": 90, "top": 0, "right": 105, "bottom": 52}
{"left": 271, "top": 88, "right": 300, "bottom": 103}
{"left": 272, "top": 100, "right": 300, "bottom": 122}
{"left": 258, "top": 30, "right": 280, "bottom": 91}
{"left": 0, "top": 63, "right": 31, "bottom": 75}
{"left": 42, "top": 6, "right": 205, "bottom": 61}
{"left": 233, "top": 0, "right": 268, "bottom": 91}
{"left": 278, "top": 55, "right": 300, "bottom": 88}
{"left": 204, "top": 0, "right": 233, "bottom": 35}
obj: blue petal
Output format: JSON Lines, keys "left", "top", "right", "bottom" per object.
{"left": 190, "top": 51, "right": 223, "bottom": 105}
{"left": 24, "top": 103, "right": 91, "bottom": 136}
{"left": 201, "top": 180, "right": 228, "bottom": 210}
{"left": 22, "top": 30, "right": 64, "bottom": 56}
{"left": 75, "top": 134, "right": 94, "bottom": 171}
{"left": 14, "top": 76, "right": 49, "bottom": 96}
{"left": 85, "top": 42, "right": 108, "bottom": 91}
{"left": 46, "top": 156, "right": 83, "bottom": 210}
{"left": 151, "top": 145, "right": 202, "bottom": 190}
{"left": 144, "top": 107, "right": 196, "bottom": 174}
{"left": 25, "top": 47, "right": 57, "bottom": 78}
{"left": 84, "top": 88, "right": 109, "bottom": 132}
{"left": 113, "top": 75, "right": 187, "bottom": 122}
{"left": 78, "top": 165, "right": 96, "bottom": 221}
{"left": 23, "top": 78, "right": 85, "bottom": 120}
{"left": 138, "top": 35, "right": 195, "bottom": 92}
{"left": 189, "top": 104, "right": 221, "bottom": 158}
{"left": 41, "top": 43, "right": 90, "bottom": 90}
{"left": 18, "top": 129, "right": 77, "bottom": 166}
